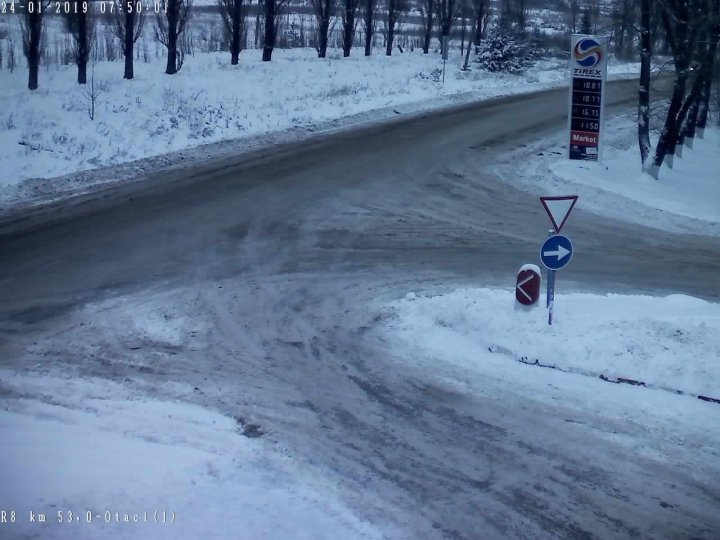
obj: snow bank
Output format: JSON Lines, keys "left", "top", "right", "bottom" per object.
{"left": 550, "top": 125, "right": 720, "bottom": 224}
{"left": 0, "top": 370, "right": 381, "bottom": 540}
{"left": 496, "top": 115, "right": 720, "bottom": 235}
{"left": 386, "top": 288, "right": 720, "bottom": 398}
{"left": 0, "top": 48, "right": 640, "bottom": 206}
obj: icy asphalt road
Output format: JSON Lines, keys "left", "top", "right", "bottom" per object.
{"left": 1, "top": 78, "right": 720, "bottom": 539}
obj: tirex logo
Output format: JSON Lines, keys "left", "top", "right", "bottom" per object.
{"left": 574, "top": 38, "right": 602, "bottom": 68}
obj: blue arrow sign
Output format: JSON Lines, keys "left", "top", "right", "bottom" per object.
{"left": 540, "top": 235, "right": 574, "bottom": 270}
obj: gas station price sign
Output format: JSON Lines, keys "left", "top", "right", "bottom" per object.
{"left": 568, "top": 35, "right": 607, "bottom": 162}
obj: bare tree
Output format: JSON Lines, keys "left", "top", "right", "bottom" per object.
{"left": 462, "top": 0, "right": 489, "bottom": 70}
{"left": 637, "top": 0, "right": 651, "bottom": 164}
{"left": 312, "top": 0, "right": 334, "bottom": 58}
{"left": 260, "top": 0, "right": 290, "bottom": 61}
{"left": 514, "top": 0, "right": 527, "bottom": 30}
{"left": 63, "top": 0, "right": 94, "bottom": 84}
{"left": 341, "top": 0, "right": 361, "bottom": 56}
{"left": 611, "top": 0, "right": 637, "bottom": 60}
{"left": 7, "top": 36, "right": 17, "bottom": 73}
{"left": 499, "top": 0, "right": 527, "bottom": 31}
{"left": 219, "top": 0, "right": 247, "bottom": 64}
{"left": 81, "top": 62, "right": 104, "bottom": 120}
{"left": 472, "top": 0, "right": 489, "bottom": 45}
{"left": 693, "top": 0, "right": 719, "bottom": 136}
{"left": 437, "top": 0, "right": 460, "bottom": 46}
{"left": 568, "top": 0, "right": 579, "bottom": 33}
{"left": 156, "top": 0, "right": 193, "bottom": 74}
{"left": 114, "top": 0, "right": 145, "bottom": 79}
{"left": 363, "top": 0, "right": 378, "bottom": 55}
{"left": 20, "top": 0, "right": 45, "bottom": 90}
{"left": 384, "top": 0, "right": 407, "bottom": 55}
{"left": 420, "top": 0, "right": 434, "bottom": 53}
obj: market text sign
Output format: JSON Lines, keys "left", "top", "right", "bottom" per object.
{"left": 568, "top": 35, "right": 607, "bottom": 161}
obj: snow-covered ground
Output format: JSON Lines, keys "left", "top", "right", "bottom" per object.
{"left": 0, "top": 369, "right": 383, "bottom": 540}
{"left": 494, "top": 114, "right": 720, "bottom": 237}
{"left": 4, "top": 41, "right": 720, "bottom": 538}
{"left": 2, "top": 280, "right": 719, "bottom": 538}
{"left": 0, "top": 48, "right": 641, "bottom": 209}
{"left": 386, "top": 289, "right": 720, "bottom": 399}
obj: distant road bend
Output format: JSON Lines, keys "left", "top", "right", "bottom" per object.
{"left": 1, "top": 78, "right": 719, "bottom": 539}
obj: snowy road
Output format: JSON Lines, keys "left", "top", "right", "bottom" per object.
{"left": 1, "top": 78, "right": 720, "bottom": 539}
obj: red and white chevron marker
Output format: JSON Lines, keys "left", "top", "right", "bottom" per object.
{"left": 515, "top": 265, "right": 542, "bottom": 307}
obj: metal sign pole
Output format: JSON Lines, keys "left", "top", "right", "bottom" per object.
{"left": 545, "top": 229, "right": 554, "bottom": 309}
{"left": 548, "top": 270, "right": 556, "bottom": 325}
{"left": 544, "top": 228, "right": 557, "bottom": 325}
{"left": 442, "top": 36, "right": 448, "bottom": 83}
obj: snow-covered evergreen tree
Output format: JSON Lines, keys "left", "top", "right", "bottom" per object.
{"left": 474, "top": 21, "right": 541, "bottom": 74}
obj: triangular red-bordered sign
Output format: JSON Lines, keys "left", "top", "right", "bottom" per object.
{"left": 540, "top": 196, "right": 578, "bottom": 233}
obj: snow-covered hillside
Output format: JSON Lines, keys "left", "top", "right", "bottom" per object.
{"left": 0, "top": 48, "right": 641, "bottom": 207}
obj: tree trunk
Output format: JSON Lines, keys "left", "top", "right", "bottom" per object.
{"left": 78, "top": 60, "right": 87, "bottom": 84}
{"left": 696, "top": 11, "right": 719, "bottom": 136}
{"left": 386, "top": 11, "right": 395, "bottom": 56}
{"left": 76, "top": 8, "right": 88, "bottom": 84}
{"left": 650, "top": 3, "right": 690, "bottom": 175}
{"left": 651, "top": 71, "right": 687, "bottom": 173}
{"left": 462, "top": 8, "right": 478, "bottom": 71}
{"left": 696, "top": 68, "right": 713, "bottom": 135}
{"left": 364, "top": 0, "right": 374, "bottom": 56}
{"left": 263, "top": 0, "right": 275, "bottom": 61}
{"left": 124, "top": 12, "right": 134, "bottom": 79}
{"left": 318, "top": 18, "right": 330, "bottom": 58}
{"left": 422, "top": 0, "right": 433, "bottom": 54}
{"left": 473, "top": 1, "right": 485, "bottom": 46}
{"left": 343, "top": 6, "right": 355, "bottom": 57}
{"left": 638, "top": 0, "right": 651, "bottom": 166}
{"left": 231, "top": 0, "right": 241, "bottom": 64}
{"left": 165, "top": 1, "right": 179, "bottom": 74}
{"left": 27, "top": 5, "right": 42, "bottom": 91}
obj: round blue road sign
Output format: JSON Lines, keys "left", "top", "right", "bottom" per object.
{"left": 540, "top": 235, "right": 574, "bottom": 270}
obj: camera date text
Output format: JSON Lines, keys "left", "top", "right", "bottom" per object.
{"left": 1, "top": 1, "right": 168, "bottom": 15}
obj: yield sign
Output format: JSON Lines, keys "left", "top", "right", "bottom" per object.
{"left": 540, "top": 195, "right": 578, "bottom": 233}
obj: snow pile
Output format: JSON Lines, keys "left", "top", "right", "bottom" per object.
{"left": 386, "top": 288, "right": 720, "bottom": 398}
{"left": 0, "top": 370, "right": 381, "bottom": 540}
{"left": 0, "top": 48, "right": 640, "bottom": 199}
